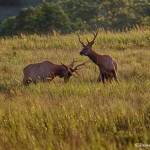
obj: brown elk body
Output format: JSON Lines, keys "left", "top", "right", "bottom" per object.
{"left": 77, "top": 31, "right": 118, "bottom": 83}
{"left": 23, "top": 60, "right": 87, "bottom": 85}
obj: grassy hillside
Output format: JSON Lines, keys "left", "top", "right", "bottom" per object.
{"left": 0, "top": 28, "right": 150, "bottom": 150}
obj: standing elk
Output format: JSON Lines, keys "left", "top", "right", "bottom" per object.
{"left": 23, "top": 59, "right": 88, "bottom": 85}
{"left": 77, "top": 30, "right": 118, "bottom": 83}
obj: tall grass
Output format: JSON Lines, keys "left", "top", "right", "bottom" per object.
{"left": 0, "top": 28, "right": 150, "bottom": 150}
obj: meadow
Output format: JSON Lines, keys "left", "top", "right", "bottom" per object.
{"left": 0, "top": 28, "right": 150, "bottom": 150}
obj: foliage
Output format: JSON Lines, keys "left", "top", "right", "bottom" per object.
{"left": 0, "top": 2, "right": 71, "bottom": 35}
{"left": 0, "top": 0, "right": 150, "bottom": 35}
{"left": 0, "top": 28, "right": 150, "bottom": 149}
{"left": 35, "top": 2, "right": 71, "bottom": 33}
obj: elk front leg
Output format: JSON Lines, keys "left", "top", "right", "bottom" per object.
{"left": 97, "top": 73, "right": 101, "bottom": 82}
{"left": 101, "top": 72, "right": 105, "bottom": 84}
{"left": 108, "top": 76, "right": 113, "bottom": 83}
{"left": 98, "top": 69, "right": 105, "bottom": 84}
{"left": 104, "top": 73, "right": 110, "bottom": 83}
{"left": 112, "top": 70, "right": 119, "bottom": 83}
{"left": 104, "top": 73, "right": 113, "bottom": 83}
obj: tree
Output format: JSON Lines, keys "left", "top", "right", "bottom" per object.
{"left": 0, "top": 2, "right": 71, "bottom": 35}
{"left": 35, "top": 2, "right": 71, "bottom": 33}
{"left": 0, "top": 0, "right": 150, "bottom": 36}
{"left": 62, "top": 0, "right": 101, "bottom": 30}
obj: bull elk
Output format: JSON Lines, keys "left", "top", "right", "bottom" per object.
{"left": 77, "top": 30, "right": 118, "bottom": 83}
{"left": 23, "top": 59, "right": 88, "bottom": 85}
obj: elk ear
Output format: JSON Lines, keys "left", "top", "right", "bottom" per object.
{"left": 61, "top": 63, "right": 68, "bottom": 70}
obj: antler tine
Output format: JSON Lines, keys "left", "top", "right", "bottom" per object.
{"left": 69, "top": 58, "right": 78, "bottom": 68}
{"left": 91, "top": 29, "right": 99, "bottom": 42}
{"left": 72, "top": 58, "right": 78, "bottom": 64}
{"left": 86, "top": 29, "right": 99, "bottom": 46}
{"left": 73, "top": 59, "right": 90, "bottom": 71}
{"left": 77, "top": 33, "right": 85, "bottom": 47}
{"left": 86, "top": 38, "right": 90, "bottom": 44}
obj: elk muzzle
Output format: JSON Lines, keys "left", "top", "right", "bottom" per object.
{"left": 80, "top": 51, "right": 83, "bottom": 55}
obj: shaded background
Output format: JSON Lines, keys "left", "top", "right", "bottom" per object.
{"left": 0, "top": 0, "right": 150, "bottom": 35}
{"left": 0, "top": 0, "right": 42, "bottom": 27}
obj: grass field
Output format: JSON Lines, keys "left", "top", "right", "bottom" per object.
{"left": 0, "top": 28, "right": 150, "bottom": 150}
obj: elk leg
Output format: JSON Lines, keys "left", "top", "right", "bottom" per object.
{"left": 33, "top": 81, "right": 37, "bottom": 84}
{"left": 112, "top": 70, "right": 119, "bottom": 83}
{"left": 104, "top": 73, "right": 110, "bottom": 83}
{"left": 109, "top": 76, "right": 113, "bottom": 83}
{"left": 97, "top": 73, "right": 101, "bottom": 82}
{"left": 107, "top": 74, "right": 113, "bottom": 83}
{"left": 32, "top": 78, "right": 37, "bottom": 84}
{"left": 101, "top": 72, "right": 105, "bottom": 84}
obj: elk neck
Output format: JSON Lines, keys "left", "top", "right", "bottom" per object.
{"left": 53, "top": 65, "right": 66, "bottom": 77}
{"left": 88, "top": 49, "right": 102, "bottom": 66}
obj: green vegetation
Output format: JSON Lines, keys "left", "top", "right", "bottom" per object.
{"left": 0, "top": 28, "right": 150, "bottom": 149}
{"left": 0, "top": 0, "right": 150, "bottom": 35}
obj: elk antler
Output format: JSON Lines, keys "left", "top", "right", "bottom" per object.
{"left": 86, "top": 39, "right": 90, "bottom": 44}
{"left": 87, "top": 29, "right": 99, "bottom": 46}
{"left": 77, "top": 33, "right": 85, "bottom": 47}
{"left": 68, "top": 58, "right": 78, "bottom": 68}
{"left": 73, "top": 60, "right": 90, "bottom": 75}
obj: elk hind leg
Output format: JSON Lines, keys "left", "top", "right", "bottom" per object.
{"left": 101, "top": 72, "right": 105, "bottom": 84}
{"left": 97, "top": 73, "right": 101, "bottom": 82}
{"left": 112, "top": 70, "right": 119, "bottom": 83}
{"left": 104, "top": 73, "right": 110, "bottom": 83}
{"left": 109, "top": 76, "right": 113, "bottom": 83}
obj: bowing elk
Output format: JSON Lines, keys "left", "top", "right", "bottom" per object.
{"left": 23, "top": 59, "right": 88, "bottom": 85}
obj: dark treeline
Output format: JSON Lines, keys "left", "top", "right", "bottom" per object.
{"left": 0, "top": 0, "right": 20, "bottom": 6}
{"left": 0, "top": 0, "right": 150, "bottom": 35}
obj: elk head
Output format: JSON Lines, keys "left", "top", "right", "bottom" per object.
{"left": 77, "top": 30, "right": 98, "bottom": 56}
{"left": 61, "top": 59, "right": 89, "bottom": 82}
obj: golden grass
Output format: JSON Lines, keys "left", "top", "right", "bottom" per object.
{"left": 0, "top": 28, "right": 150, "bottom": 150}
